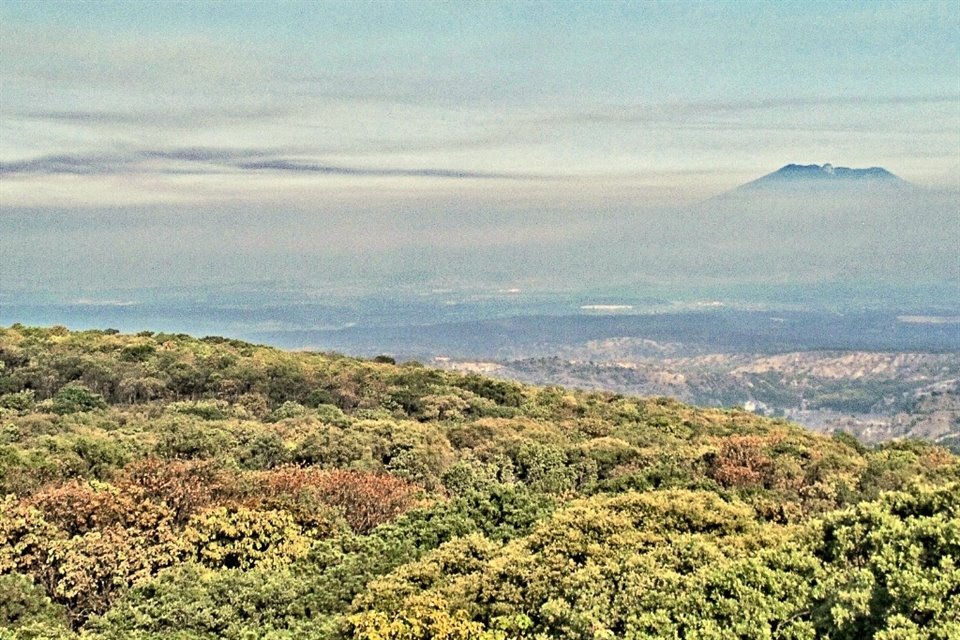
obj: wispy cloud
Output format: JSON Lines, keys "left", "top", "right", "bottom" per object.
{"left": 0, "top": 148, "right": 546, "bottom": 180}
{"left": 0, "top": 155, "right": 108, "bottom": 175}
{"left": 139, "top": 148, "right": 268, "bottom": 163}
{"left": 0, "top": 150, "right": 256, "bottom": 176}
{"left": 18, "top": 107, "right": 286, "bottom": 129}
{"left": 234, "top": 159, "right": 532, "bottom": 180}
{"left": 546, "top": 94, "right": 960, "bottom": 125}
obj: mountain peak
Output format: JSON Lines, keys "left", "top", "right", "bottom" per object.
{"left": 738, "top": 163, "right": 906, "bottom": 191}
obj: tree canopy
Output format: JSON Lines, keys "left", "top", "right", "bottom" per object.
{"left": 0, "top": 325, "right": 956, "bottom": 639}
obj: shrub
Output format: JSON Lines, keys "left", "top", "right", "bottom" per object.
{"left": 0, "top": 573, "right": 69, "bottom": 631}
{"left": 50, "top": 384, "right": 106, "bottom": 415}
{"left": 168, "top": 400, "right": 229, "bottom": 420}
{"left": 268, "top": 400, "right": 307, "bottom": 422}
{"left": 0, "top": 390, "right": 35, "bottom": 412}
{"left": 118, "top": 458, "right": 227, "bottom": 525}
{"left": 311, "top": 470, "right": 422, "bottom": 534}
{"left": 180, "top": 506, "right": 311, "bottom": 570}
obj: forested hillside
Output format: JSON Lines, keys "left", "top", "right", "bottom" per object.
{"left": 0, "top": 325, "right": 957, "bottom": 639}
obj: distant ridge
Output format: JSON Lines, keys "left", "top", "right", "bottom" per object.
{"left": 737, "top": 163, "right": 907, "bottom": 191}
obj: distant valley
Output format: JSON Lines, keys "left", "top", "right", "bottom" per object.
{"left": 438, "top": 349, "right": 960, "bottom": 450}
{"left": 250, "top": 308, "right": 960, "bottom": 449}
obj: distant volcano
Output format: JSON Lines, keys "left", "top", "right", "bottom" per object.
{"left": 737, "top": 163, "right": 908, "bottom": 191}
{"left": 682, "top": 161, "right": 956, "bottom": 286}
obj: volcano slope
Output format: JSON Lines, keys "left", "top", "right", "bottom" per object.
{"left": 0, "top": 325, "right": 957, "bottom": 639}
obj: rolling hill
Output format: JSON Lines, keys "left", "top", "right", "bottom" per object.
{"left": 0, "top": 325, "right": 957, "bottom": 639}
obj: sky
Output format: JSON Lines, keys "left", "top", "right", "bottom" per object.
{"left": 2, "top": 1, "right": 958, "bottom": 202}
{"left": 1, "top": 0, "right": 958, "bottom": 298}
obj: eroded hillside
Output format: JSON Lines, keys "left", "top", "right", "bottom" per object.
{"left": 446, "top": 348, "right": 960, "bottom": 449}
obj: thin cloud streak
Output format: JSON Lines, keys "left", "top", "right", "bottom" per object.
{"left": 546, "top": 94, "right": 960, "bottom": 125}
{"left": 0, "top": 148, "right": 550, "bottom": 181}
{"left": 18, "top": 107, "right": 287, "bottom": 128}
{"left": 234, "top": 159, "right": 539, "bottom": 180}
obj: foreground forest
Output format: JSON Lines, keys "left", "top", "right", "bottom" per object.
{"left": 0, "top": 325, "right": 957, "bottom": 639}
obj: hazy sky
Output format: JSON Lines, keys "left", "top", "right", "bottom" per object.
{"left": 2, "top": 0, "right": 958, "bottom": 209}
{"left": 1, "top": 1, "right": 958, "bottom": 299}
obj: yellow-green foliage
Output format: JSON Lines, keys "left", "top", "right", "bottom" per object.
{"left": 0, "top": 325, "right": 957, "bottom": 639}
{"left": 180, "top": 506, "right": 312, "bottom": 570}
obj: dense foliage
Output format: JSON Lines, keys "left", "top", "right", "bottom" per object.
{"left": 0, "top": 325, "right": 956, "bottom": 639}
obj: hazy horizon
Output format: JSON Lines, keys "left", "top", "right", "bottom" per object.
{"left": 2, "top": 1, "right": 958, "bottom": 314}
